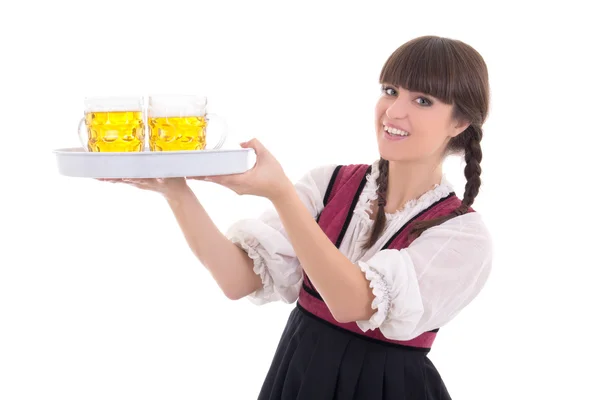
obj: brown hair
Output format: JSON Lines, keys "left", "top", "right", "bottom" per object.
{"left": 365, "top": 35, "right": 490, "bottom": 248}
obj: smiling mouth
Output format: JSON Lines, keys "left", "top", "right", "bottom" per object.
{"left": 383, "top": 125, "right": 410, "bottom": 137}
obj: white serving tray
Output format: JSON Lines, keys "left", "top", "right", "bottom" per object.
{"left": 54, "top": 147, "right": 256, "bottom": 178}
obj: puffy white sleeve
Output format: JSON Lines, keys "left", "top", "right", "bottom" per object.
{"left": 355, "top": 212, "right": 493, "bottom": 340}
{"left": 226, "top": 164, "right": 338, "bottom": 305}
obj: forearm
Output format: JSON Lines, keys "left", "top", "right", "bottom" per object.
{"left": 165, "top": 187, "right": 261, "bottom": 299}
{"left": 271, "top": 184, "right": 374, "bottom": 322}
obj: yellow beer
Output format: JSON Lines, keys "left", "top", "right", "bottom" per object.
{"left": 78, "top": 96, "right": 145, "bottom": 152}
{"left": 147, "top": 95, "right": 227, "bottom": 151}
{"left": 84, "top": 111, "right": 145, "bottom": 152}
{"left": 148, "top": 115, "right": 208, "bottom": 151}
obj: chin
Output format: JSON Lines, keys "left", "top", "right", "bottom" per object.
{"left": 378, "top": 145, "right": 427, "bottom": 164}
{"left": 378, "top": 148, "right": 402, "bottom": 162}
{"left": 377, "top": 140, "right": 409, "bottom": 162}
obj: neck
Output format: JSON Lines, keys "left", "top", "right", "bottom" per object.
{"left": 384, "top": 159, "right": 443, "bottom": 213}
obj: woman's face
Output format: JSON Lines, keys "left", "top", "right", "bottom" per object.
{"left": 374, "top": 84, "right": 468, "bottom": 163}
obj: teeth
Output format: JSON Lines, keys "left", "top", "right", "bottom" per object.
{"left": 384, "top": 125, "right": 410, "bottom": 136}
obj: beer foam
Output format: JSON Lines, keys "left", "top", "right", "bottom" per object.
{"left": 84, "top": 96, "right": 143, "bottom": 112}
{"left": 148, "top": 95, "right": 207, "bottom": 117}
{"left": 148, "top": 107, "right": 206, "bottom": 117}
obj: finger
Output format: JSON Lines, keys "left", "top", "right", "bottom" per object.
{"left": 204, "top": 175, "right": 230, "bottom": 184}
{"left": 96, "top": 178, "right": 149, "bottom": 184}
{"left": 122, "top": 178, "right": 157, "bottom": 185}
{"left": 96, "top": 178, "right": 122, "bottom": 183}
{"left": 240, "top": 138, "right": 266, "bottom": 155}
{"left": 122, "top": 180, "right": 161, "bottom": 191}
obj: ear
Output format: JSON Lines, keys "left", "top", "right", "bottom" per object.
{"left": 450, "top": 119, "right": 470, "bottom": 138}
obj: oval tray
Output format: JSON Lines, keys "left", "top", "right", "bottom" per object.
{"left": 54, "top": 147, "right": 256, "bottom": 178}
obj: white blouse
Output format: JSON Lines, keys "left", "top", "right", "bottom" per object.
{"left": 226, "top": 160, "right": 493, "bottom": 341}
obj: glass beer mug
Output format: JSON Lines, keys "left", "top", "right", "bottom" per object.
{"left": 147, "top": 95, "right": 227, "bottom": 151}
{"left": 77, "top": 96, "right": 145, "bottom": 152}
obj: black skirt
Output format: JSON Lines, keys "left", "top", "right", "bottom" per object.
{"left": 257, "top": 304, "right": 451, "bottom": 400}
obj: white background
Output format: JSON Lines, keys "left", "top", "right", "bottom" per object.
{"left": 1, "top": 0, "right": 599, "bottom": 399}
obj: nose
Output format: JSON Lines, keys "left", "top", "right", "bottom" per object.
{"left": 385, "top": 96, "right": 409, "bottom": 120}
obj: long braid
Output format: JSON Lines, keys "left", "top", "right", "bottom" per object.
{"left": 362, "top": 158, "right": 389, "bottom": 250}
{"left": 409, "top": 125, "right": 484, "bottom": 239}
{"left": 362, "top": 125, "right": 484, "bottom": 247}
{"left": 453, "top": 125, "right": 483, "bottom": 216}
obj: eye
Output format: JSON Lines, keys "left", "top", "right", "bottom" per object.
{"left": 381, "top": 85, "right": 397, "bottom": 96}
{"left": 415, "top": 97, "right": 433, "bottom": 106}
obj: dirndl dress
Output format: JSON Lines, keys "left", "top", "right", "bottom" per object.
{"left": 257, "top": 164, "right": 469, "bottom": 399}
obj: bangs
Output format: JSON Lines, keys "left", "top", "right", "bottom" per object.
{"left": 379, "top": 36, "right": 461, "bottom": 105}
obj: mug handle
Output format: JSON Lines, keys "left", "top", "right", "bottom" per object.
{"left": 77, "top": 117, "right": 89, "bottom": 152}
{"left": 205, "top": 113, "right": 227, "bottom": 150}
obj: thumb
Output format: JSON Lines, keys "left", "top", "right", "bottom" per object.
{"left": 240, "top": 138, "right": 265, "bottom": 155}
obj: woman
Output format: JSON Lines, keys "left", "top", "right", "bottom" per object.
{"left": 105, "top": 35, "right": 493, "bottom": 399}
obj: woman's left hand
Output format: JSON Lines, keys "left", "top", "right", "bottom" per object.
{"left": 189, "top": 138, "right": 293, "bottom": 201}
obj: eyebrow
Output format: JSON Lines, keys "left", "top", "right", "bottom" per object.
{"left": 382, "top": 83, "right": 433, "bottom": 98}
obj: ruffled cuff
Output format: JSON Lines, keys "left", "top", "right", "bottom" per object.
{"left": 356, "top": 262, "right": 392, "bottom": 331}
{"left": 354, "top": 249, "right": 425, "bottom": 340}
{"left": 227, "top": 219, "right": 302, "bottom": 305}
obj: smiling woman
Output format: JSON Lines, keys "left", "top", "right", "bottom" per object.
{"left": 99, "top": 35, "right": 493, "bottom": 400}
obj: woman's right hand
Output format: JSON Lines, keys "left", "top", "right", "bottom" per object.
{"left": 96, "top": 177, "right": 190, "bottom": 198}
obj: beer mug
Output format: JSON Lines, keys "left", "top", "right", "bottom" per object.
{"left": 147, "top": 95, "right": 227, "bottom": 151}
{"left": 78, "top": 96, "right": 145, "bottom": 152}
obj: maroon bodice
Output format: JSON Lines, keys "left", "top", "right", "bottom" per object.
{"left": 297, "top": 164, "right": 472, "bottom": 349}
